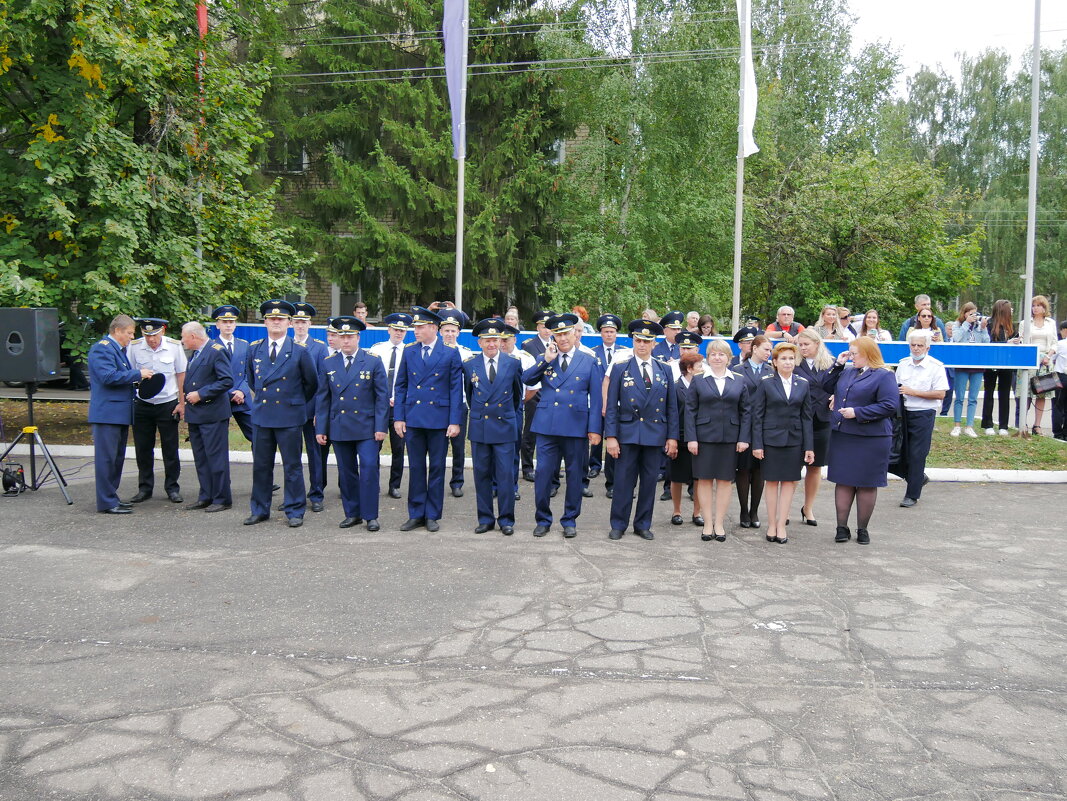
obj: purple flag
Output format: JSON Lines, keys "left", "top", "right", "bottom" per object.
{"left": 442, "top": 0, "right": 467, "bottom": 160}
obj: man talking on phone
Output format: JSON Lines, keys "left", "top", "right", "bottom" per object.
{"left": 521, "top": 313, "right": 605, "bottom": 539}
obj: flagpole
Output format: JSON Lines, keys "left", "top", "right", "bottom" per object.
{"left": 730, "top": 0, "right": 751, "bottom": 336}
{"left": 1019, "top": 0, "right": 1041, "bottom": 436}
{"left": 452, "top": 0, "right": 469, "bottom": 312}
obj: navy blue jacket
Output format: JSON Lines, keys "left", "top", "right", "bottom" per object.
{"left": 464, "top": 353, "right": 522, "bottom": 443}
{"left": 604, "top": 357, "right": 678, "bottom": 446}
{"left": 522, "top": 350, "right": 604, "bottom": 437}
{"left": 821, "top": 365, "right": 899, "bottom": 437}
{"left": 211, "top": 336, "right": 252, "bottom": 413}
{"left": 796, "top": 358, "right": 833, "bottom": 424}
{"left": 393, "top": 339, "right": 465, "bottom": 428}
{"left": 314, "top": 349, "right": 389, "bottom": 441}
{"left": 751, "top": 373, "right": 814, "bottom": 450}
{"left": 246, "top": 336, "right": 319, "bottom": 428}
{"left": 87, "top": 336, "right": 140, "bottom": 425}
{"left": 183, "top": 342, "right": 234, "bottom": 424}
{"left": 683, "top": 371, "right": 751, "bottom": 445}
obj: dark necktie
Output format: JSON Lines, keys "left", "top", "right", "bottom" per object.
{"left": 270, "top": 342, "right": 277, "bottom": 363}
{"left": 423, "top": 345, "right": 430, "bottom": 361}
{"left": 345, "top": 355, "right": 353, "bottom": 372}
{"left": 605, "top": 347, "right": 613, "bottom": 364}
{"left": 642, "top": 362, "right": 652, "bottom": 389}
{"left": 226, "top": 341, "right": 233, "bottom": 355}
{"left": 388, "top": 346, "right": 398, "bottom": 393}
{"left": 189, "top": 349, "right": 198, "bottom": 364}
{"left": 488, "top": 358, "right": 496, "bottom": 383}
{"left": 560, "top": 354, "right": 569, "bottom": 373}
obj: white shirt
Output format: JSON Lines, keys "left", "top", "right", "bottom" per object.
{"left": 896, "top": 356, "right": 949, "bottom": 411}
{"left": 128, "top": 337, "right": 187, "bottom": 404}
{"left": 1054, "top": 340, "right": 1067, "bottom": 373}
{"left": 483, "top": 353, "right": 500, "bottom": 376}
{"left": 706, "top": 369, "right": 734, "bottom": 394}
{"left": 780, "top": 374, "right": 793, "bottom": 400}
{"left": 508, "top": 347, "right": 539, "bottom": 391}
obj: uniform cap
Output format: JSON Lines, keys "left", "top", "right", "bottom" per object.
{"left": 532, "top": 310, "right": 553, "bottom": 326}
{"left": 260, "top": 299, "right": 296, "bottom": 318}
{"left": 383, "top": 312, "right": 413, "bottom": 330}
{"left": 546, "top": 313, "right": 579, "bottom": 335}
{"left": 628, "top": 319, "right": 663, "bottom": 341}
{"left": 410, "top": 306, "right": 442, "bottom": 326}
{"left": 732, "top": 326, "right": 760, "bottom": 343}
{"left": 291, "top": 302, "right": 317, "bottom": 320}
{"left": 211, "top": 305, "right": 241, "bottom": 321}
{"left": 659, "top": 311, "right": 685, "bottom": 329}
{"left": 502, "top": 324, "right": 520, "bottom": 338}
{"left": 327, "top": 315, "right": 365, "bottom": 334}
{"left": 596, "top": 314, "right": 623, "bottom": 331}
{"left": 675, "top": 331, "right": 702, "bottom": 348}
{"left": 136, "top": 318, "right": 169, "bottom": 334}
{"left": 138, "top": 372, "right": 166, "bottom": 400}
{"left": 437, "top": 309, "right": 466, "bottom": 329}
{"left": 472, "top": 318, "right": 506, "bottom": 338}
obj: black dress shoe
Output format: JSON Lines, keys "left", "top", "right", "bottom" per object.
{"left": 99, "top": 506, "right": 132, "bottom": 514}
{"left": 500, "top": 526, "right": 514, "bottom": 536}
{"left": 366, "top": 519, "right": 380, "bottom": 531}
{"left": 167, "top": 492, "right": 184, "bottom": 504}
{"left": 339, "top": 517, "right": 360, "bottom": 528}
{"left": 451, "top": 487, "right": 464, "bottom": 498}
{"left": 749, "top": 518, "right": 761, "bottom": 528}
{"left": 562, "top": 526, "right": 577, "bottom": 538}
{"left": 856, "top": 528, "right": 870, "bottom": 545}
{"left": 533, "top": 525, "right": 550, "bottom": 537}
{"left": 801, "top": 510, "right": 818, "bottom": 526}
{"left": 127, "top": 491, "right": 152, "bottom": 503}
{"left": 582, "top": 487, "right": 593, "bottom": 498}
{"left": 692, "top": 515, "right": 705, "bottom": 527}
{"left": 701, "top": 532, "right": 713, "bottom": 542}
{"left": 550, "top": 487, "right": 558, "bottom": 498}
{"left": 670, "top": 514, "right": 683, "bottom": 526}
{"left": 587, "top": 468, "right": 600, "bottom": 479}
{"left": 475, "top": 523, "right": 494, "bottom": 534}
{"left": 310, "top": 500, "right": 324, "bottom": 513}
{"left": 425, "top": 519, "right": 440, "bottom": 532}
{"left": 271, "top": 483, "right": 281, "bottom": 492}
{"left": 900, "top": 497, "right": 917, "bottom": 508}
{"left": 116, "top": 502, "right": 133, "bottom": 510}
{"left": 514, "top": 491, "right": 521, "bottom": 501}
{"left": 523, "top": 471, "right": 536, "bottom": 482}
{"left": 399, "top": 518, "right": 425, "bottom": 531}
{"left": 244, "top": 514, "right": 269, "bottom": 525}
{"left": 608, "top": 528, "right": 624, "bottom": 540}
{"left": 287, "top": 517, "right": 303, "bottom": 528}
{"left": 922, "top": 474, "right": 930, "bottom": 487}
{"left": 776, "top": 535, "right": 788, "bottom": 544}
{"left": 715, "top": 532, "right": 726, "bottom": 542}
{"left": 835, "top": 525, "right": 851, "bottom": 542}
{"left": 204, "top": 504, "right": 230, "bottom": 513}
{"left": 605, "top": 488, "right": 614, "bottom": 499}
{"left": 388, "top": 488, "right": 402, "bottom": 499}
{"left": 659, "top": 489, "right": 671, "bottom": 501}
{"left": 738, "top": 511, "right": 751, "bottom": 528}
{"left": 636, "top": 529, "right": 654, "bottom": 540}
{"left": 188, "top": 500, "right": 211, "bottom": 510}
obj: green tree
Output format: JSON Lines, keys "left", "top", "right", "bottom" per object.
{"left": 0, "top": 0, "right": 304, "bottom": 353}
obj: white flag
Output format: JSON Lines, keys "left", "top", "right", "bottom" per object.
{"left": 737, "top": 0, "right": 759, "bottom": 157}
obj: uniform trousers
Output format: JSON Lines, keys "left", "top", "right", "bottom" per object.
{"left": 405, "top": 426, "right": 447, "bottom": 521}
{"left": 92, "top": 423, "right": 129, "bottom": 511}
{"left": 250, "top": 425, "right": 306, "bottom": 518}
{"left": 534, "top": 434, "right": 589, "bottom": 527}
{"left": 188, "top": 420, "right": 231, "bottom": 505}
{"left": 301, "top": 419, "right": 327, "bottom": 503}
{"left": 384, "top": 406, "right": 405, "bottom": 492}
{"left": 334, "top": 438, "right": 380, "bottom": 521}
{"left": 903, "top": 408, "right": 936, "bottom": 500}
{"left": 610, "top": 443, "right": 662, "bottom": 531}
{"left": 449, "top": 408, "right": 468, "bottom": 490}
{"left": 232, "top": 409, "right": 255, "bottom": 443}
{"left": 133, "top": 398, "right": 180, "bottom": 495}
{"left": 588, "top": 440, "right": 603, "bottom": 475}
{"left": 472, "top": 440, "right": 516, "bottom": 526}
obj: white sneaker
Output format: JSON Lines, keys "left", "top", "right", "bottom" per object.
{"left": 964, "top": 427, "right": 978, "bottom": 438}
{"left": 999, "top": 428, "right": 1010, "bottom": 436}
{"left": 950, "top": 426, "right": 961, "bottom": 437}
{"left": 985, "top": 428, "right": 996, "bottom": 436}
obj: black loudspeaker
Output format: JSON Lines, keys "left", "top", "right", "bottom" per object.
{"left": 0, "top": 308, "right": 61, "bottom": 383}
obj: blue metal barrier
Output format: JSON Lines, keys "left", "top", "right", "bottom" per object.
{"left": 222, "top": 325, "right": 1040, "bottom": 370}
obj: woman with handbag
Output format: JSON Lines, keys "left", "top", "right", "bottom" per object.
{"left": 1022, "top": 295, "right": 1059, "bottom": 436}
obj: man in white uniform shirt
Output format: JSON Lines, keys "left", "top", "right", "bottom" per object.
{"left": 896, "top": 331, "right": 949, "bottom": 508}
{"left": 127, "top": 318, "right": 187, "bottom": 504}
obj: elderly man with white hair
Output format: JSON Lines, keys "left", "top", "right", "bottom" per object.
{"left": 895, "top": 330, "right": 948, "bottom": 509}
{"left": 181, "top": 321, "right": 235, "bottom": 512}
{"left": 765, "top": 306, "right": 804, "bottom": 343}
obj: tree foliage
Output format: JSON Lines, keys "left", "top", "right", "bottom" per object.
{"left": 0, "top": 0, "right": 304, "bottom": 353}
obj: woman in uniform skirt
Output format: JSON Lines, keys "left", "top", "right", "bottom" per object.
{"left": 751, "top": 343, "right": 814, "bottom": 544}
{"left": 669, "top": 350, "right": 705, "bottom": 527}
{"left": 795, "top": 329, "right": 835, "bottom": 525}
{"left": 685, "top": 339, "right": 751, "bottom": 542}
{"left": 820, "top": 336, "right": 899, "bottom": 545}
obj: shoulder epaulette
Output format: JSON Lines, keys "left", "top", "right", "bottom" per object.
{"left": 795, "top": 375, "right": 808, "bottom": 382}
{"left": 405, "top": 342, "right": 417, "bottom": 348}
{"left": 761, "top": 374, "right": 773, "bottom": 380}
{"left": 165, "top": 336, "right": 181, "bottom": 344}
{"left": 211, "top": 343, "right": 224, "bottom": 351}
{"left": 131, "top": 337, "right": 143, "bottom": 345}
{"left": 364, "top": 351, "right": 381, "bottom": 360}
{"left": 294, "top": 340, "right": 307, "bottom": 347}
{"left": 97, "top": 339, "right": 109, "bottom": 347}
{"left": 463, "top": 354, "right": 476, "bottom": 362}
{"left": 250, "top": 339, "right": 263, "bottom": 346}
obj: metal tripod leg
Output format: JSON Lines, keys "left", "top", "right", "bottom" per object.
{"left": 0, "top": 425, "right": 73, "bottom": 504}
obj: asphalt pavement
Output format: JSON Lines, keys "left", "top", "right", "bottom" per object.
{"left": 1, "top": 459, "right": 1065, "bottom": 800}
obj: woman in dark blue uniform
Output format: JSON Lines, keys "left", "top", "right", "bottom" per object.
{"left": 669, "top": 350, "right": 704, "bottom": 527}
{"left": 751, "top": 343, "right": 814, "bottom": 544}
{"left": 735, "top": 334, "right": 772, "bottom": 528}
{"left": 795, "top": 329, "right": 835, "bottom": 526}
{"left": 685, "top": 339, "right": 750, "bottom": 542}
{"left": 820, "top": 337, "right": 899, "bottom": 545}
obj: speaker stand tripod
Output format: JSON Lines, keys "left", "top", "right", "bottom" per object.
{"left": 0, "top": 382, "right": 73, "bottom": 504}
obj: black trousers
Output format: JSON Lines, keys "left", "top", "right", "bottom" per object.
{"left": 232, "top": 409, "right": 255, "bottom": 443}
{"left": 903, "top": 409, "right": 936, "bottom": 500}
{"left": 520, "top": 394, "right": 539, "bottom": 474}
{"left": 384, "top": 405, "right": 405, "bottom": 491}
{"left": 1053, "top": 373, "right": 1067, "bottom": 439}
{"left": 450, "top": 407, "right": 468, "bottom": 489}
{"left": 981, "top": 369, "right": 1013, "bottom": 430}
{"left": 133, "top": 398, "right": 180, "bottom": 495}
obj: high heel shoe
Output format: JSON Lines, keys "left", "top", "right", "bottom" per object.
{"left": 766, "top": 532, "right": 776, "bottom": 543}
{"left": 701, "top": 529, "right": 714, "bottom": 542}
{"left": 714, "top": 529, "right": 726, "bottom": 542}
{"left": 835, "top": 525, "right": 851, "bottom": 543}
{"left": 739, "top": 510, "right": 751, "bottom": 528}
{"left": 801, "top": 509, "right": 818, "bottom": 526}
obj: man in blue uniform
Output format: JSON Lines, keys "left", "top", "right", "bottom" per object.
{"left": 315, "top": 316, "right": 388, "bottom": 531}
{"left": 520, "top": 310, "right": 553, "bottom": 481}
{"left": 464, "top": 318, "right": 523, "bottom": 535}
{"left": 589, "top": 313, "right": 628, "bottom": 496}
{"left": 604, "top": 320, "right": 679, "bottom": 540}
{"left": 369, "top": 312, "right": 413, "bottom": 499}
{"left": 521, "top": 313, "right": 604, "bottom": 538}
{"left": 438, "top": 308, "right": 473, "bottom": 498}
{"left": 244, "top": 300, "right": 319, "bottom": 528}
{"left": 392, "top": 306, "right": 464, "bottom": 532}
{"left": 88, "top": 314, "right": 154, "bottom": 513}
{"left": 290, "top": 301, "right": 329, "bottom": 512}
{"left": 180, "top": 321, "right": 234, "bottom": 512}
{"left": 653, "top": 311, "right": 685, "bottom": 364}
{"left": 210, "top": 306, "right": 255, "bottom": 443}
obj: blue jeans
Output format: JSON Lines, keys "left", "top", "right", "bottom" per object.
{"left": 952, "top": 370, "right": 983, "bottom": 427}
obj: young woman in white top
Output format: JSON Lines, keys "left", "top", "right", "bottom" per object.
{"left": 1023, "top": 295, "right": 1059, "bottom": 435}
{"left": 810, "top": 305, "right": 855, "bottom": 342}
{"left": 857, "top": 309, "right": 892, "bottom": 342}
